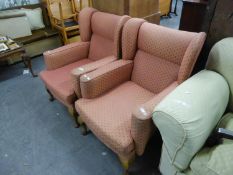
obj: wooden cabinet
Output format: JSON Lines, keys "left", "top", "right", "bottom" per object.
{"left": 179, "top": 0, "right": 208, "bottom": 32}
{"left": 206, "top": 0, "right": 233, "bottom": 51}
{"left": 191, "top": 0, "right": 233, "bottom": 73}
{"left": 92, "top": 0, "right": 160, "bottom": 24}
{"left": 159, "top": 0, "right": 171, "bottom": 16}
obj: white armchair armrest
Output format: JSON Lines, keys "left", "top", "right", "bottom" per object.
{"left": 153, "top": 70, "right": 229, "bottom": 171}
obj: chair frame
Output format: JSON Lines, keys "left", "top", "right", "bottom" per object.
{"left": 46, "top": 0, "right": 92, "bottom": 44}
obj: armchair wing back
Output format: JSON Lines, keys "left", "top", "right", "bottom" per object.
{"left": 122, "top": 19, "right": 206, "bottom": 93}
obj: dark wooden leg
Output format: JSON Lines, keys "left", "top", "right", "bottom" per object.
{"left": 22, "top": 54, "right": 37, "bottom": 77}
{"left": 68, "top": 106, "right": 80, "bottom": 128}
{"left": 78, "top": 117, "right": 90, "bottom": 135}
{"left": 80, "top": 123, "right": 90, "bottom": 135}
{"left": 46, "top": 88, "right": 55, "bottom": 102}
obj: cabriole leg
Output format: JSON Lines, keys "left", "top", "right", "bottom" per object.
{"left": 68, "top": 106, "right": 80, "bottom": 128}
{"left": 46, "top": 88, "right": 54, "bottom": 101}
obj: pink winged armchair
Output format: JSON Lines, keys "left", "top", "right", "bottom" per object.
{"left": 39, "top": 7, "right": 130, "bottom": 119}
{"left": 75, "top": 18, "right": 206, "bottom": 171}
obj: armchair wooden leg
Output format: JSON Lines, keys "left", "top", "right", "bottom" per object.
{"left": 80, "top": 123, "right": 89, "bottom": 135}
{"left": 68, "top": 106, "right": 80, "bottom": 128}
{"left": 46, "top": 88, "right": 55, "bottom": 101}
{"left": 118, "top": 154, "right": 135, "bottom": 175}
{"left": 78, "top": 117, "right": 91, "bottom": 135}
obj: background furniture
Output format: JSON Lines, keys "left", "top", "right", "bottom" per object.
{"left": 0, "top": 44, "right": 36, "bottom": 77}
{"left": 159, "top": 0, "right": 179, "bottom": 17}
{"left": 179, "top": 0, "right": 208, "bottom": 32}
{"left": 200, "top": 0, "right": 233, "bottom": 68}
{"left": 92, "top": 0, "right": 160, "bottom": 24}
{"left": 153, "top": 37, "right": 233, "bottom": 175}
{"left": 1, "top": 3, "right": 62, "bottom": 64}
{"left": 180, "top": 0, "right": 233, "bottom": 73}
{"left": 46, "top": 0, "right": 80, "bottom": 44}
{"left": 159, "top": 0, "right": 171, "bottom": 16}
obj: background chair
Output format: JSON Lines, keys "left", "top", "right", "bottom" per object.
{"left": 47, "top": 0, "right": 81, "bottom": 44}
{"left": 75, "top": 18, "right": 206, "bottom": 172}
{"left": 153, "top": 37, "right": 233, "bottom": 175}
{"left": 40, "top": 7, "right": 130, "bottom": 125}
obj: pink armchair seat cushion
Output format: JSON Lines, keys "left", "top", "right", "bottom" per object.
{"left": 76, "top": 81, "right": 154, "bottom": 155}
{"left": 40, "top": 59, "right": 93, "bottom": 106}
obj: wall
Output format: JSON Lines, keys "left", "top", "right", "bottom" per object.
{"left": 0, "top": 0, "right": 39, "bottom": 10}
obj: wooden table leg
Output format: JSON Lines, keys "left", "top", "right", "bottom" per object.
{"left": 22, "top": 54, "right": 37, "bottom": 77}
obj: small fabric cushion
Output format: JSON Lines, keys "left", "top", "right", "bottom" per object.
{"left": 21, "top": 8, "right": 45, "bottom": 30}
{"left": 0, "top": 16, "right": 32, "bottom": 39}
{"left": 76, "top": 81, "right": 154, "bottom": 156}
{"left": 153, "top": 70, "right": 229, "bottom": 171}
{"left": 40, "top": 59, "right": 92, "bottom": 107}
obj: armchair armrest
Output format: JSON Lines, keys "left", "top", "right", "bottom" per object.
{"left": 44, "top": 42, "right": 90, "bottom": 70}
{"left": 71, "top": 56, "right": 117, "bottom": 98}
{"left": 152, "top": 70, "right": 229, "bottom": 171}
{"left": 131, "top": 82, "right": 178, "bottom": 155}
{"left": 80, "top": 60, "right": 133, "bottom": 99}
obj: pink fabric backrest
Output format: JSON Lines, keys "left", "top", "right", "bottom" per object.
{"left": 79, "top": 8, "right": 130, "bottom": 60}
{"left": 122, "top": 19, "right": 206, "bottom": 94}
{"left": 88, "top": 11, "right": 130, "bottom": 60}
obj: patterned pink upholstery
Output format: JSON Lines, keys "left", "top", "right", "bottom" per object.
{"left": 44, "top": 42, "right": 90, "bottom": 71}
{"left": 88, "top": 12, "right": 130, "bottom": 60}
{"left": 79, "top": 8, "right": 97, "bottom": 42}
{"left": 76, "top": 18, "right": 206, "bottom": 160}
{"left": 71, "top": 56, "right": 117, "bottom": 98}
{"left": 76, "top": 81, "right": 154, "bottom": 156}
{"left": 80, "top": 60, "right": 133, "bottom": 99}
{"left": 131, "top": 82, "right": 178, "bottom": 155}
{"left": 131, "top": 23, "right": 206, "bottom": 94}
{"left": 122, "top": 18, "right": 145, "bottom": 60}
{"left": 178, "top": 32, "right": 206, "bottom": 83}
{"left": 40, "top": 59, "right": 93, "bottom": 107}
{"left": 132, "top": 50, "right": 180, "bottom": 94}
{"left": 40, "top": 7, "right": 130, "bottom": 107}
